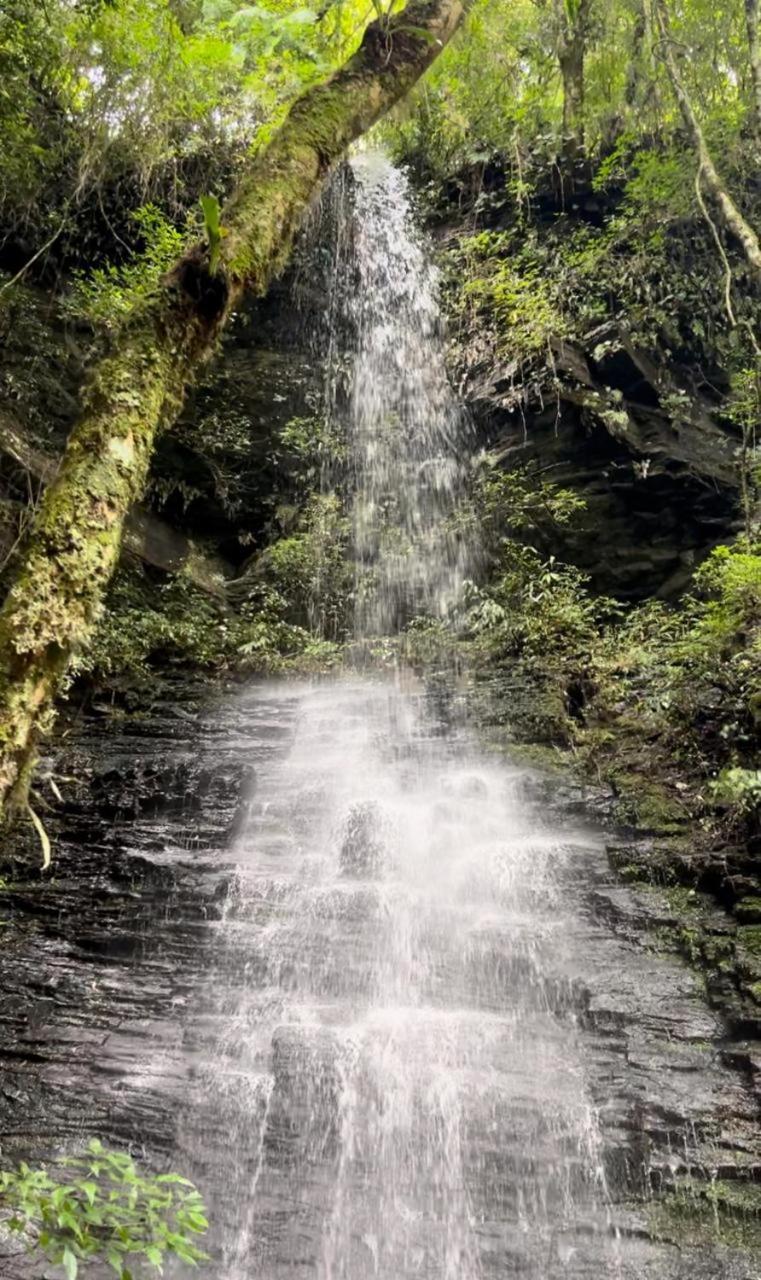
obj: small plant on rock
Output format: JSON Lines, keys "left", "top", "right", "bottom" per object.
{"left": 0, "top": 1140, "right": 208, "bottom": 1279}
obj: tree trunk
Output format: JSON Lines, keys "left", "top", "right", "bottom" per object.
{"left": 656, "top": 0, "right": 761, "bottom": 280}
{"left": 624, "top": 0, "right": 662, "bottom": 117}
{"left": 555, "top": 0, "right": 591, "bottom": 163}
{"left": 0, "top": 411, "right": 232, "bottom": 594}
{"left": 624, "top": 5, "right": 647, "bottom": 109}
{"left": 746, "top": 0, "right": 761, "bottom": 140}
{"left": 0, "top": 0, "right": 470, "bottom": 817}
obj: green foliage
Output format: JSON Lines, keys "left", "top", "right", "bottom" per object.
{"left": 0, "top": 1140, "right": 208, "bottom": 1279}
{"left": 385, "top": 0, "right": 756, "bottom": 186}
{"left": 688, "top": 540, "right": 761, "bottom": 650}
{"left": 2, "top": 0, "right": 760, "bottom": 851}
{"left": 468, "top": 530, "right": 761, "bottom": 820}
{"left": 464, "top": 541, "right": 615, "bottom": 665}
{"left": 593, "top": 541, "right": 761, "bottom": 770}
{"left": 452, "top": 231, "right": 563, "bottom": 358}
{"left": 709, "top": 768, "right": 761, "bottom": 817}
{"left": 470, "top": 458, "right": 586, "bottom": 554}
{"left": 278, "top": 415, "right": 347, "bottom": 469}
{"left": 255, "top": 493, "right": 353, "bottom": 638}
{"left": 400, "top": 615, "right": 460, "bottom": 671}
{"left": 62, "top": 204, "right": 187, "bottom": 330}
{"left": 383, "top": 0, "right": 761, "bottom": 422}
{"left": 83, "top": 570, "right": 234, "bottom": 678}
{"left": 439, "top": 140, "right": 759, "bottom": 396}
{"left": 83, "top": 563, "right": 338, "bottom": 682}
{"left": 651, "top": 1175, "right": 761, "bottom": 1251}
{"left": 0, "top": 0, "right": 376, "bottom": 282}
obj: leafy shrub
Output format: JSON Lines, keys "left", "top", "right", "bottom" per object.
{"left": 82, "top": 565, "right": 341, "bottom": 684}
{"left": 465, "top": 527, "right": 761, "bottom": 815}
{"left": 470, "top": 459, "right": 587, "bottom": 555}
{"left": 278, "top": 416, "right": 347, "bottom": 470}
{"left": 401, "top": 615, "right": 460, "bottom": 672}
{"left": 464, "top": 541, "right": 616, "bottom": 661}
{"left": 254, "top": 493, "right": 353, "bottom": 639}
{"left": 0, "top": 1140, "right": 207, "bottom": 1279}
{"left": 454, "top": 232, "right": 563, "bottom": 357}
{"left": 81, "top": 570, "right": 234, "bottom": 679}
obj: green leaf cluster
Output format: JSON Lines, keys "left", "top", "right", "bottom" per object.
{"left": 62, "top": 204, "right": 187, "bottom": 330}
{"left": 1, "top": 0, "right": 376, "bottom": 279}
{"left": 0, "top": 1140, "right": 208, "bottom": 1279}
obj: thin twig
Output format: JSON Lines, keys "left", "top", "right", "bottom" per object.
{"left": 0, "top": 215, "right": 67, "bottom": 299}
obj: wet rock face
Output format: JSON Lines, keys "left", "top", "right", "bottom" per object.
{"left": 0, "top": 680, "right": 297, "bottom": 1162}
{"left": 466, "top": 391, "right": 738, "bottom": 601}
{"left": 269, "top": 1026, "right": 346, "bottom": 1159}
{"left": 446, "top": 268, "right": 741, "bottom": 602}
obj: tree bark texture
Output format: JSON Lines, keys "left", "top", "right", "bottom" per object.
{"left": 0, "top": 0, "right": 470, "bottom": 815}
{"left": 555, "top": 0, "right": 591, "bottom": 161}
{"left": 657, "top": 0, "right": 761, "bottom": 280}
{"left": 0, "top": 411, "right": 231, "bottom": 594}
{"left": 746, "top": 0, "right": 761, "bottom": 141}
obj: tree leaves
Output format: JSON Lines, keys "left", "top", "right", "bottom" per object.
{"left": 0, "top": 1143, "right": 209, "bottom": 1280}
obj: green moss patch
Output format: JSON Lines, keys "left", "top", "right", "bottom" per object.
{"left": 650, "top": 1177, "right": 761, "bottom": 1251}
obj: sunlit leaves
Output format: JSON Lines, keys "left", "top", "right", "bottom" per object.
{"left": 383, "top": 0, "right": 757, "bottom": 182}
{"left": 0, "top": 0, "right": 372, "bottom": 261}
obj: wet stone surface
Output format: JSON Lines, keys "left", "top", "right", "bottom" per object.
{"left": 0, "top": 677, "right": 758, "bottom": 1279}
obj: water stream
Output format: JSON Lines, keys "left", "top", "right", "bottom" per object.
{"left": 342, "top": 154, "right": 471, "bottom": 636}
{"left": 162, "top": 159, "right": 756, "bottom": 1279}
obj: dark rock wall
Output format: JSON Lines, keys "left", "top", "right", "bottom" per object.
{"left": 466, "top": 378, "right": 739, "bottom": 599}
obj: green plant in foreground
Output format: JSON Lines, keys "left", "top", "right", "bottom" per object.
{"left": 0, "top": 1141, "right": 208, "bottom": 1279}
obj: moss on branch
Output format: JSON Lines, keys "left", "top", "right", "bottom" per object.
{"left": 0, "top": 0, "right": 470, "bottom": 817}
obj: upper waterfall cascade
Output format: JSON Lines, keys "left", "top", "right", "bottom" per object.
{"left": 304, "top": 153, "right": 473, "bottom": 640}
{"left": 346, "top": 155, "right": 472, "bottom": 638}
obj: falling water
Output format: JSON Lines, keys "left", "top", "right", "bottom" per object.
{"left": 345, "top": 154, "right": 471, "bottom": 636}
{"left": 175, "top": 680, "right": 627, "bottom": 1279}
{"left": 301, "top": 153, "right": 473, "bottom": 638}
{"left": 170, "top": 159, "right": 657, "bottom": 1279}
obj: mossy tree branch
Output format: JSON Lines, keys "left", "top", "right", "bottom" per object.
{"left": 0, "top": 0, "right": 470, "bottom": 816}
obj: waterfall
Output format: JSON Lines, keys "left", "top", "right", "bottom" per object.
{"left": 174, "top": 681, "right": 626, "bottom": 1279}
{"left": 170, "top": 157, "right": 628, "bottom": 1280}
{"left": 299, "top": 152, "right": 473, "bottom": 641}
{"left": 343, "top": 153, "right": 471, "bottom": 638}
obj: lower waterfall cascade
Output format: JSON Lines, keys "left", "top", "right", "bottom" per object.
{"left": 166, "top": 678, "right": 757, "bottom": 1279}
